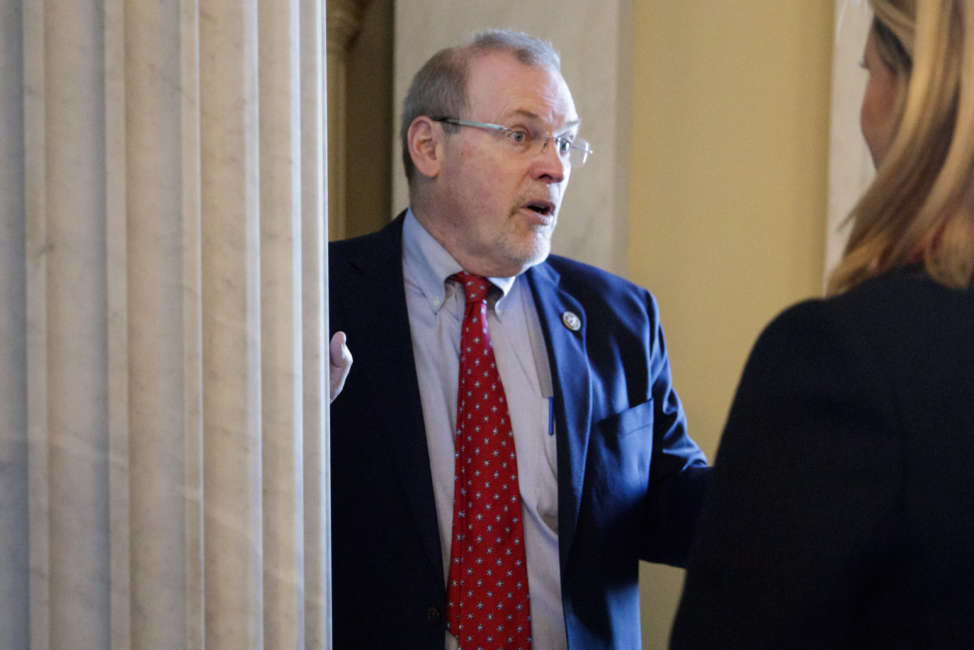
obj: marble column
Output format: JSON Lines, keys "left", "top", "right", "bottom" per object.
{"left": 0, "top": 0, "right": 29, "bottom": 646}
{"left": 1, "top": 1, "right": 331, "bottom": 648}
{"left": 826, "top": 0, "right": 875, "bottom": 278}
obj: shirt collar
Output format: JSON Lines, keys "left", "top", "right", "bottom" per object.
{"left": 402, "top": 208, "right": 518, "bottom": 313}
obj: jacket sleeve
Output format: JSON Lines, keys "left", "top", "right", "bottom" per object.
{"left": 641, "top": 292, "right": 710, "bottom": 567}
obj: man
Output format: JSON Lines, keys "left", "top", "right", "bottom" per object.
{"left": 330, "top": 30, "right": 708, "bottom": 649}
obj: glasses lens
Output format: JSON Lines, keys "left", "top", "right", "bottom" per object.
{"left": 570, "top": 139, "right": 591, "bottom": 167}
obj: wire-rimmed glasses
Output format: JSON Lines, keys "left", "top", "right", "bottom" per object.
{"left": 433, "top": 117, "right": 593, "bottom": 168}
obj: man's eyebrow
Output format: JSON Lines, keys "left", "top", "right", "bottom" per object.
{"left": 506, "top": 109, "right": 581, "bottom": 130}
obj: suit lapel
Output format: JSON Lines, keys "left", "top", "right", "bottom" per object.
{"left": 525, "top": 263, "right": 592, "bottom": 572}
{"left": 340, "top": 215, "right": 444, "bottom": 585}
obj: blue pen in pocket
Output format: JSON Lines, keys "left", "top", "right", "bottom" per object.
{"left": 547, "top": 396, "right": 555, "bottom": 436}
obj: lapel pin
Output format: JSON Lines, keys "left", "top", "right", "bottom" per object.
{"left": 561, "top": 311, "right": 581, "bottom": 332}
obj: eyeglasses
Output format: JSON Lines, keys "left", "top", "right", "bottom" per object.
{"left": 433, "top": 117, "right": 593, "bottom": 168}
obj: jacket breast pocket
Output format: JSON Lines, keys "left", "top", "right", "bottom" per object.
{"left": 589, "top": 400, "right": 654, "bottom": 520}
{"left": 598, "top": 399, "right": 656, "bottom": 443}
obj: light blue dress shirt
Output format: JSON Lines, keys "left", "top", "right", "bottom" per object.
{"left": 402, "top": 209, "right": 568, "bottom": 649}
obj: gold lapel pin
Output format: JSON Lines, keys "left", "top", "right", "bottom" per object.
{"left": 561, "top": 311, "right": 581, "bottom": 332}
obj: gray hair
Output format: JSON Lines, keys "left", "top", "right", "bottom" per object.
{"left": 399, "top": 29, "right": 562, "bottom": 185}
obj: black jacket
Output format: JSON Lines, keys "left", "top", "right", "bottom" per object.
{"left": 672, "top": 266, "right": 974, "bottom": 648}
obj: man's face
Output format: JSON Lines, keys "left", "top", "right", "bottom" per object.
{"left": 426, "top": 52, "right": 578, "bottom": 278}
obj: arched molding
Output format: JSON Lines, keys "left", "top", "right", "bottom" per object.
{"left": 326, "top": 0, "right": 372, "bottom": 241}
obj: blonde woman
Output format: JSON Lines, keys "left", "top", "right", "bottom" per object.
{"left": 671, "top": 0, "right": 974, "bottom": 647}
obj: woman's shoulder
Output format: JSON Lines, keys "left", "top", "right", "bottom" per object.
{"left": 765, "top": 265, "right": 971, "bottom": 345}
{"left": 747, "top": 266, "right": 974, "bottom": 418}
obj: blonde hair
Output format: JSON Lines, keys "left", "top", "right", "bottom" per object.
{"left": 827, "top": 0, "right": 974, "bottom": 294}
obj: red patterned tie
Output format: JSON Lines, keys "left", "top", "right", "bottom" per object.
{"left": 446, "top": 272, "right": 532, "bottom": 649}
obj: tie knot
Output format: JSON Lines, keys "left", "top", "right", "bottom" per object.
{"left": 452, "top": 272, "right": 490, "bottom": 304}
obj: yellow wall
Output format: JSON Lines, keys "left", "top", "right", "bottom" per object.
{"left": 630, "top": 2, "right": 835, "bottom": 647}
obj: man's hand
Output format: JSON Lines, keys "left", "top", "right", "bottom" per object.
{"left": 329, "top": 331, "right": 352, "bottom": 403}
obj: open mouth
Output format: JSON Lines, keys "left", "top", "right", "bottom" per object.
{"left": 524, "top": 201, "right": 555, "bottom": 217}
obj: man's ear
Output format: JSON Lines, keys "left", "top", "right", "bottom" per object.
{"left": 407, "top": 116, "right": 443, "bottom": 179}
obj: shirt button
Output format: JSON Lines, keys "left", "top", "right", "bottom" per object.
{"left": 426, "top": 606, "right": 442, "bottom": 625}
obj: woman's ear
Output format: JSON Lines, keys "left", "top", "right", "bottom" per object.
{"left": 407, "top": 116, "right": 443, "bottom": 179}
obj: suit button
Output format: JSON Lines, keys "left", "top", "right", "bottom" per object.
{"left": 427, "top": 606, "right": 442, "bottom": 624}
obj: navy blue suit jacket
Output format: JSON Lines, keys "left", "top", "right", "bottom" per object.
{"left": 671, "top": 266, "right": 974, "bottom": 648}
{"left": 330, "top": 215, "right": 709, "bottom": 648}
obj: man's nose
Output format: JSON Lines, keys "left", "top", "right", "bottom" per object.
{"left": 531, "top": 138, "right": 567, "bottom": 183}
